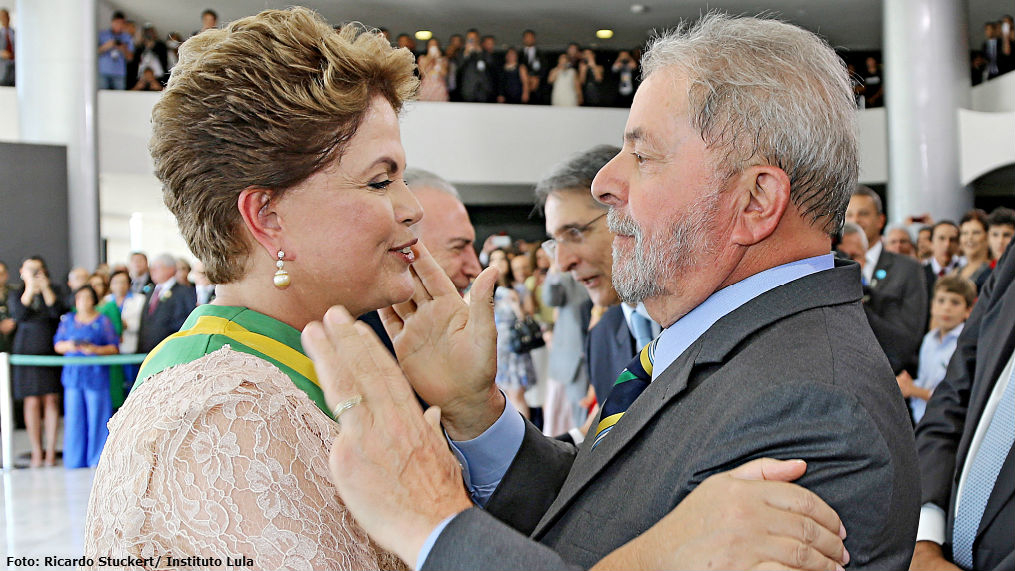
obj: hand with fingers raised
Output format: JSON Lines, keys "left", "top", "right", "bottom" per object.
{"left": 379, "top": 243, "right": 504, "bottom": 440}
{"left": 303, "top": 306, "right": 474, "bottom": 567}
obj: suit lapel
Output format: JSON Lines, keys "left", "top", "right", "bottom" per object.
{"left": 871, "top": 248, "right": 894, "bottom": 290}
{"left": 612, "top": 308, "right": 634, "bottom": 352}
{"left": 531, "top": 343, "right": 700, "bottom": 538}
{"left": 531, "top": 260, "right": 864, "bottom": 538}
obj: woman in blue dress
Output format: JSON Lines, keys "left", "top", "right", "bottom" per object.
{"left": 53, "top": 285, "right": 119, "bottom": 468}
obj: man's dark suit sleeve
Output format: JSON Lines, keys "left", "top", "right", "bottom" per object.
{"left": 914, "top": 252, "right": 1002, "bottom": 508}
{"left": 423, "top": 420, "right": 579, "bottom": 570}
{"left": 865, "top": 256, "right": 927, "bottom": 372}
{"left": 485, "top": 420, "right": 577, "bottom": 534}
{"left": 170, "top": 284, "right": 195, "bottom": 332}
{"left": 424, "top": 508, "right": 583, "bottom": 571}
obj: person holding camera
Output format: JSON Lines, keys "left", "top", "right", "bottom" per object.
{"left": 97, "top": 11, "right": 134, "bottom": 90}
{"left": 8, "top": 256, "right": 65, "bottom": 467}
{"left": 611, "top": 50, "right": 638, "bottom": 108}
{"left": 549, "top": 53, "right": 581, "bottom": 106}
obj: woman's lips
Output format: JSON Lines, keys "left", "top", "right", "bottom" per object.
{"left": 390, "top": 240, "right": 418, "bottom": 263}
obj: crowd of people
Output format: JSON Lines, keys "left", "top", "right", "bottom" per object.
{"left": 3, "top": 7, "right": 1011, "bottom": 105}
{"left": 1, "top": 252, "right": 212, "bottom": 468}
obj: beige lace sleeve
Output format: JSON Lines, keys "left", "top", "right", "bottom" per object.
{"left": 83, "top": 347, "right": 406, "bottom": 571}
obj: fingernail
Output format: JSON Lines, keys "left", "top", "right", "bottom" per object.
{"left": 839, "top": 523, "right": 847, "bottom": 539}
{"left": 843, "top": 548, "right": 850, "bottom": 565}
{"left": 836, "top": 566, "right": 844, "bottom": 571}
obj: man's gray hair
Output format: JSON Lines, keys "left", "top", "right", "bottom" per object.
{"left": 534, "top": 145, "right": 621, "bottom": 210}
{"left": 641, "top": 12, "right": 858, "bottom": 235}
{"left": 884, "top": 223, "right": 914, "bottom": 243}
{"left": 404, "top": 168, "right": 461, "bottom": 201}
{"left": 151, "top": 253, "right": 177, "bottom": 268}
{"left": 841, "top": 221, "right": 869, "bottom": 250}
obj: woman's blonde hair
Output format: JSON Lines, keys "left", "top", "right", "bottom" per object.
{"left": 151, "top": 7, "right": 418, "bottom": 284}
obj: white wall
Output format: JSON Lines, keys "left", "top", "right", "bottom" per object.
{"left": 971, "top": 72, "right": 1015, "bottom": 112}
{"left": 2, "top": 79, "right": 1013, "bottom": 265}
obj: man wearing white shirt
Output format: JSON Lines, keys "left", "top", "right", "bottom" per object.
{"left": 846, "top": 185, "right": 928, "bottom": 373}
{"left": 308, "top": 15, "right": 918, "bottom": 571}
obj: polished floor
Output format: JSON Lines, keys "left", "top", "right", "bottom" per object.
{"left": 1, "top": 428, "right": 95, "bottom": 567}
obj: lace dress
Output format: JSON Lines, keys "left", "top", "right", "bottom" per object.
{"left": 82, "top": 347, "right": 405, "bottom": 570}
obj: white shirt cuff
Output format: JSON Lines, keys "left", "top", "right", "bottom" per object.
{"left": 916, "top": 503, "right": 947, "bottom": 544}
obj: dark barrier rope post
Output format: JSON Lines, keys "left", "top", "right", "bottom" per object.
{"left": 0, "top": 353, "right": 147, "bottom": 470}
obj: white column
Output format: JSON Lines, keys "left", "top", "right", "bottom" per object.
{"left": 883, "top": 0, "right": 974, "bottom": 223}
{"left": 15, "top": 0, "right": 99, "bottom": 270}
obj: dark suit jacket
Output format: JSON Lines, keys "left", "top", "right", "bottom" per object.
{"left": 138, "top": 282, "right": 196, "bottom": 353}
{"left": 584, "top": 305, "right": 634, "bottom": 403}
{"left": 915, "top": 243, "right": 1015, "bottom": 571}
{"left": 425, "top": 260, "right": 920, "bottom": 570}
{"left": 865, "top": 248, "right": 928, "bottom": 373}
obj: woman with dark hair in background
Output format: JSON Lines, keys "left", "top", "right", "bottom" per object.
{"left": 53, "top": 285, "right": 119, "bottom": 468}
{"left": 954, "top": 209, "right": 993, "bottom": 292}
{"left": 9, "top": 256, "right": 64, "bottom": 467}
{"left": 103, "top": 267, "right": 144, "bottom": 401}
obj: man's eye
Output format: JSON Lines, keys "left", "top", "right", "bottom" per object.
{"left": 631, "top": 152, "right": 645, "bottom": 164}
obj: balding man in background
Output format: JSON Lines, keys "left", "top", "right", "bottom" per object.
{"left": 359, "top": 169, "right": 481, "bottom": 353}
{"left": 138, "top": 253, "right": 196, "bottom": 353}
{"left": 405, "top": 168, "right": 482, "bottom": 294}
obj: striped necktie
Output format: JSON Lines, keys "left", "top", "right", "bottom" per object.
{"left": 592, "top": 340, "right": 655, "bottom": 450}
{"left": 951, "top": 371, "right": 1015, "bottom": 569}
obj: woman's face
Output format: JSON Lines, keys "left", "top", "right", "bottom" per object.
{"left": 75, "top": 289, "right": 95, "bottom": 313}
{"left": 89, "top": 275, "right": 107, "bottom": 299}
{"left": 489, "top": 250, "right": 510, "bottom": 278}
{"left": 109, "top": 273, "right": 129, "bottom": 297}
{"left": 510, "top": 254, "right": 531, "bottom": 283}
{"left": 505, "top": 49, "right": 517, "bottom": 64}
{"left": 960, "top": 219, "right": 988, "bottom": 259}
{"left": 274, "top": 95, "right": 423, "bottom": 318}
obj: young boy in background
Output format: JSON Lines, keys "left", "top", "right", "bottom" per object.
{"left": 896, "top": 275, "right": 977, "bottom": 423}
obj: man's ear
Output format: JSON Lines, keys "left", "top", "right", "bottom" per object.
{"left": 729, "top": 165, "right": 791, "bottom": 247}
{"left": 237, "top": 186, "right": 285, "bottom": 259}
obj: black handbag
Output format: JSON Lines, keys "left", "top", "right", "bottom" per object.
{"left": 508, "top": 316, "right": 545, "bottom": 353}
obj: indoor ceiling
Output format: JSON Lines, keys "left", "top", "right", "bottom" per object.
{"left": 106, "top": 0, "right": 1003, "bottom": 52}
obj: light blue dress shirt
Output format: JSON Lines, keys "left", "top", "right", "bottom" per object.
{"left": 910, "top": 323, "right": 963, "bottom": 422}
{"left": 416, "top": 253, "right": 835, "bottom": 569}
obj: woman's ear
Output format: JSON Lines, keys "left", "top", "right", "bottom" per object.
{"left": 728, "top": 165, "right": 791, "bottom": 247}
{"left": 237, "top": 187, "right": 284, "bottom": 258}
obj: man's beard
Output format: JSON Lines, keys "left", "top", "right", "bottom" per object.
{"left": 607, "top": 191, "right": 721, "bottom": 305}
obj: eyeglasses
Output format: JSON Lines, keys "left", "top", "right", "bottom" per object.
{"left": 541, "top": 212, "right": 607, "bottom": 259}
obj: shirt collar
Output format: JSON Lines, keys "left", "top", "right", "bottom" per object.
{"left": 621, "top": 302, "right": 661, "bottom": 337}
{"left": 651, "top": 254, "right": 835, "bottom": 380}
{"left": 936, "top": 322, "right": 964, "bottom": 343}
{"left": 863, "top": 240, "right": 883, "bottom": 281}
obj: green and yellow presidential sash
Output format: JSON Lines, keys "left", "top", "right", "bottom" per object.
{"left": 136, "top": 304, "right": 330, "bottom": 416}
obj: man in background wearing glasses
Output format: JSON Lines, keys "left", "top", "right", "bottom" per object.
{"left": 536, "top": 145, "right": 660, "bottom": 442}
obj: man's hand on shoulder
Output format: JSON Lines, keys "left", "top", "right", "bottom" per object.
{"left": 593, "top": 459, "right": 850, "bottom": 571}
